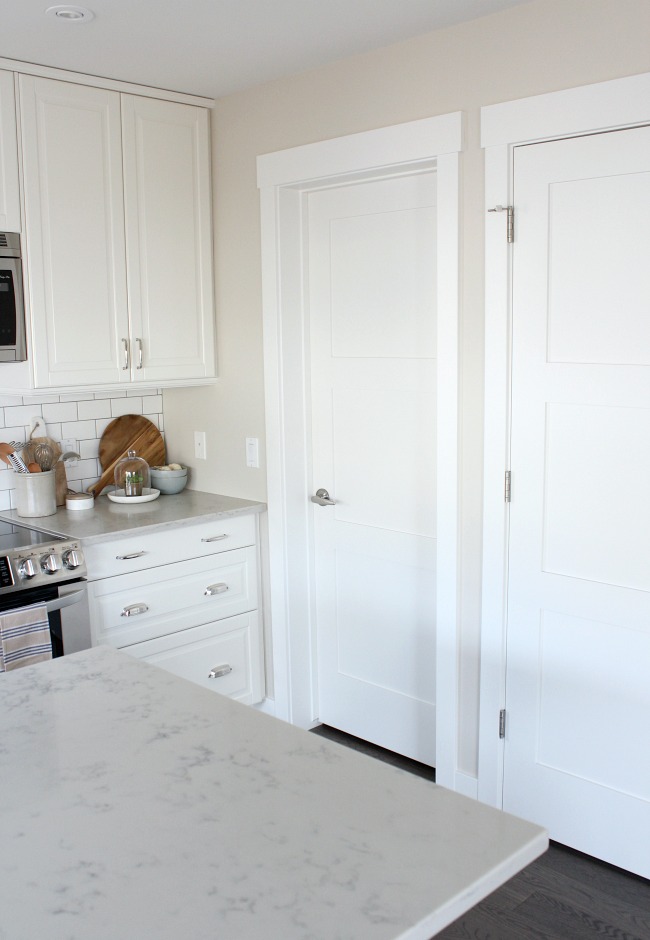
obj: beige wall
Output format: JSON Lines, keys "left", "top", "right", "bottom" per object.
{"left": 162, "top": 0, "right": 650, "bottom": 773}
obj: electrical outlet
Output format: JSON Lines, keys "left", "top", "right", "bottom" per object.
{"left": 60, "top": 439, "right": 78, "bottom": 466}
{"left": 194, "top": 431, "right": 207, "bottom": 460}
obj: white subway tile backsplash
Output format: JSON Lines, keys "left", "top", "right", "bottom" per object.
{"left": 112, "top": 397, "right": 142, "bottom": 417}
{"left": 23, "top": 393, "right": 59, "bottom": 405}
{"left": 43, "top": 401, "right": 79, "bottom": 424}
{"left": 94, "top": 390, "right": 126, "bottom": 400}
{"left": 143, "top": 394, "right": 163, "bottom": 413}
{"left": 64, "top": 459, "right": 99, "bottom": 482}
{"left": 77, "top": 399, "right": 112, "bottom": 420}
{"left": 61, "top": 420, "right": 97, "bottom": 440}
{"left": 0, "top": 390, "right": 164, "bottom": 493}
{"left": 4, "top": 404, "right": 43, "bottom": 426}
{"left": 79, "top": 438, "right": 99, "bottom": 460}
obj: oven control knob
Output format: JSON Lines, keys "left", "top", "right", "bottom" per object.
{"left": 41, "top": 553, "right": 62, "bottom": 574}
{"left": 62, "top": 549, "right": 83, "bottom": 569}
{"left": 18, "top": 558, "right": 37, "bottom": 580}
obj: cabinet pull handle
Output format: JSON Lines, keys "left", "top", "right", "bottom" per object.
{"left": 200, "top": 534, "right": 228, "bottom": 543}
{"left": 136, "top": 337, "right": 143, "bottom": 370}
{"left": 204, "top": 582, "right": 228, "bottom": 596}
{"left": 122, "top": 338, "right": 129, "bottom": 370}
{"left": 116, "top": 551, "right": 147, "bottom": 560}
{"left": 120, "top": 603, "right": 149, "bottom": 617}
{"left": 208, "top": 664, "right": 232, "bottom": 679}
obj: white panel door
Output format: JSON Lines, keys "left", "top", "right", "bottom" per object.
{"left": 309, "top": 173, "right": 437, "bottom": 766}
{"left": 505, "top": 126, "right": 650, "bottom": 877}
{"left": 19, "top": 76, "right": 130, "bottom": 387}
{"left": 121, "top": 96, "right": 215, "bottom": 382}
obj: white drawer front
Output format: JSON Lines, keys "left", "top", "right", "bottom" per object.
{"left": 89, "top": 547, "right": 257, "bottom": 648}
{"left": 124, "top": 612, "right": 262, "bottom": 704}
{"left": 84, "top": 513, "right": 256, "bottom": 580}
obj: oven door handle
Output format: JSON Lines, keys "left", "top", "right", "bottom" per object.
{"left": 45, "top": 589, "right": 86, "bottom": 615}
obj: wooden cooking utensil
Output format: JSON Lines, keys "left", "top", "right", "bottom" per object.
{"left": 88, "top": 415, "right": 165, "bottom": 498}
{"left": 22, "top": 435, "right": 67, "bottom": 504}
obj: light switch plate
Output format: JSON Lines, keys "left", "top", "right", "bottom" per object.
{"left": 245, "top": 437, "right": 259, "bottom": 468}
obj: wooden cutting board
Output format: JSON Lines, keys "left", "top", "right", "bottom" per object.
{"left": 88, "top": 415, "right": 166, "bottom": 497}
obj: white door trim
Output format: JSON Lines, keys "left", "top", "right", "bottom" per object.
{"left": 257, "top": 112, "right": 463, "bottom": 788}
{"left": 479, "top": 71, "right": 650, "bottom": 807}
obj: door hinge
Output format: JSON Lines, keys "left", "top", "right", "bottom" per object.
{"left": 504, "top": 470, "right": 511, "bottom": 503}
{"left": 488, "top": 204, "right": 514, "bottom": 243}
{"left": 499, "top": 709, "right": 506, "bottom": 739}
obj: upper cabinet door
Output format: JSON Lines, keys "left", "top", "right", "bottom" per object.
{"left": 121, "top": 96, "right": 215, "bottom": 382}
{"left": 0, "top": 71, "right": 21, "bottom": 232}
{"left": 19, "top": 76, "right": 130, "bottom": 388}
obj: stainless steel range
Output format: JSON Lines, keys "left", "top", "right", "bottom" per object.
{"left": 0, "top": 520, "right": 89, "bottom": 656}
{"left": 0, "top": 520, "right": 86, "bottom": 592}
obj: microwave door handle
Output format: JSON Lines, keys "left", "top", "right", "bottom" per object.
{"left": 45, "top": 589, "right": 86, "bottom": 614}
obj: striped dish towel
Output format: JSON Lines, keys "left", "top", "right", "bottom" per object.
{"left": 0, "top": 603, "right": 52, "bottom": 672}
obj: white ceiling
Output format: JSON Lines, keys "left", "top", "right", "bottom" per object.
{"left": 1, "top": 0, "right": 534, "bottom": 99}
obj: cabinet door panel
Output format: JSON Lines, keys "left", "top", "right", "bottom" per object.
{"left": 20, "top": 76, "right": 129, "bottom": 387}
{"left": 89, "top": 547, "right": 257, "bottom": 648}
{"left": 122, "top": 96, "right": 215, "bottom": 382}
{"left": 125, "top": 612, "right": 262, "bottom": 704}
{"left": 84, "top": 513, "right": 256, "bottom": 580}
{"left": 0, "top": 70, "right": 20, "bottom": 232}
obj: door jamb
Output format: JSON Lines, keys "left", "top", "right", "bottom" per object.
{"left": 479, "top": 71, "right": 650, "bottom": 806}
{"left": 257, "top": 112, "right": 463, "bottom": 788}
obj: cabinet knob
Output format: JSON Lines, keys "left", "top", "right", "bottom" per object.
{"left": 208, "top": 664, "right": 232, "bottom": 679}
{"left": 122, "top": 338, "right": 129, "bottom": 370}
{"left": 116, "top": 551, "right": 147, "bottom": 560}
{"left": 204, "top": 582, "right": 228, "bottom": 596}
{"left": 200, "top": 534, "right": 228, "bottom": 543}
{"left": 120, "top": 603, "right": 149, "bottom": 617}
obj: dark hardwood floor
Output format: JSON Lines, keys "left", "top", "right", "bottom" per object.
{"left": 310, "top": 725, "right": 650, "bottom": 940}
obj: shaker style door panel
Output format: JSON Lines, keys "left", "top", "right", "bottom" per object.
{"left": 504, "top": 125, "right": 650, "bottom": 878}
{"left": 121, "top": 95, "right": 215, "bottom": 382}
{"left": 19, "top": 76, "right": 130, "bottom": 387}
{"left": 125, "top": 612, "right": 263, "bottom": 705}
{"left": 0, "top": 70, "right": 20, "bottom": 232}
{"left": 89, "top": 547, "right": 257, "bottom": 648}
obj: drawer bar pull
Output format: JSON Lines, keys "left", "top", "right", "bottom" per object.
{"left": 200, "top": 534, "right": 229, "bottom": 543}
{"left": 116, "top": 551, "right": 147, "bottom": 560}
{"left": 204, "top": 582, "right": 229, "bottom": 596}
{"left": 120, "top": 603, "right": 149, "bottom": 617}
{"left": 208, "top": 664, "right": 232, "bottom": 679}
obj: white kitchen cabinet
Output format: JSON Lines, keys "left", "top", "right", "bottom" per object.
{"left": 0, "top": 70, "right": 21, "bottom": 232}
{"left": 121, "top": 95, "right": 214, "bottom": 384}
{"left": 86, "top": 515, "right": 264, "bottom": 705}
{"left": 19, "top": 75, "right": 215, "bottom": 391}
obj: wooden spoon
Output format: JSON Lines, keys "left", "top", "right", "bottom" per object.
{"left": 27, "top": 463, "right": 42, "bottom": 473}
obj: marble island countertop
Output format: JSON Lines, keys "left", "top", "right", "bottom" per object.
{"left": 0, "top": 489, "right": 265, "bottom": 545}
{"left": 0, "top": 647, "right": 547, "bottom": 940}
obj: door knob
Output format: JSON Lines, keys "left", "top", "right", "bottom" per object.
{"left": 311, "top": 488, "right": 336, "bottom": 506}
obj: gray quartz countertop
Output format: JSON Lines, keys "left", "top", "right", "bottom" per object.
{"left": 0, "top": 489, "right": 265, "bottom": 545}
{"left": 0, "top": 646, "right": 547, "bottom": 939}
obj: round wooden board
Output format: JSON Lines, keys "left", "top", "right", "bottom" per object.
{"left": 89, "top": 415, "right": 166, "bottom": 497}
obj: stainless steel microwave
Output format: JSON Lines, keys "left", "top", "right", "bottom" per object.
{"left": 0, "top": 232, "right": 26, "bottom": 362}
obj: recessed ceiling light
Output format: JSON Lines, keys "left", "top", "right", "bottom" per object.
{"left": 45, "top": 5, "right": 95, "bottom": 22}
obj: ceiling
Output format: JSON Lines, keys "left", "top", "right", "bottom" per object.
{"left": 0, "top": 0, "right": 534, "bottom": 99}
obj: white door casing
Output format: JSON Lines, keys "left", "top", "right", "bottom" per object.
{"left": 480, "top": 72, "right": 650, "bottom": 875}
{"left": 309, "top": 173, "right": 437, "bottom": 765}
{"left": 258, "top": 113, "right": 463, "bottom": 789}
